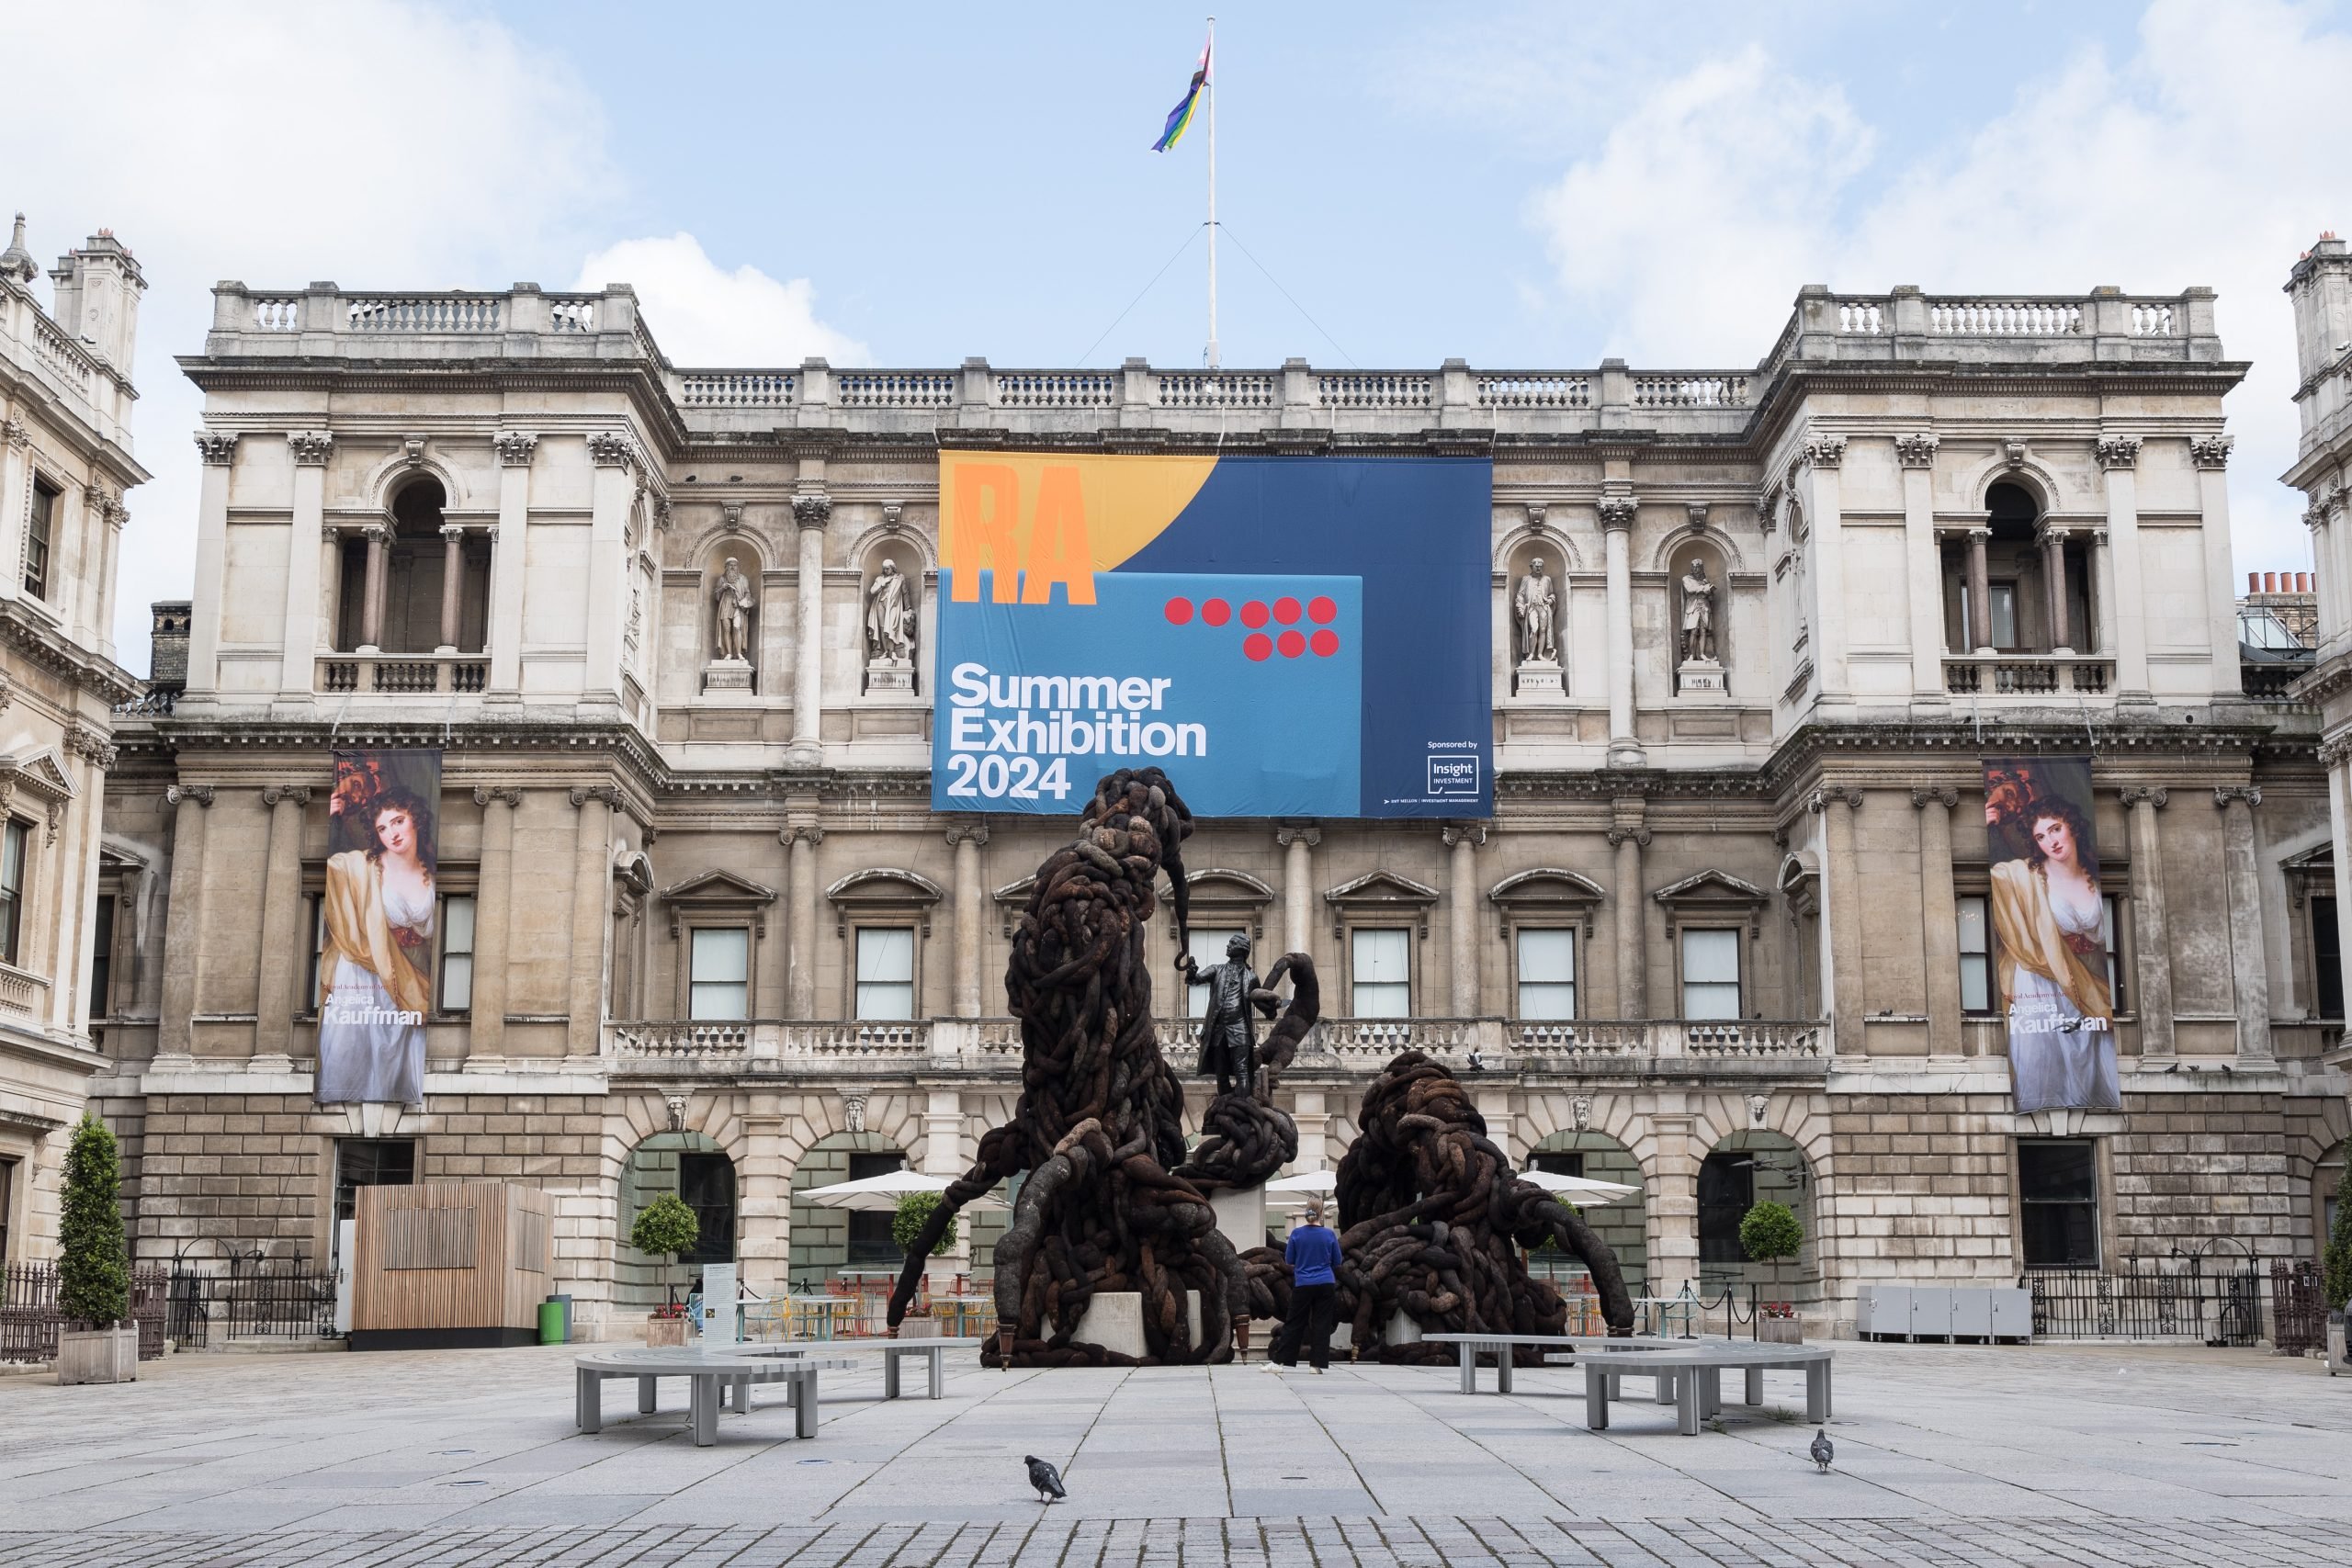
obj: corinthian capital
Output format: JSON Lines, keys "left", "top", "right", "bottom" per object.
{"left": 1893, "top": 434, "right": 1939, "bottom": 468}
{"left": 792, "top": 491, "right": 833, "bottom": 528}
{"left": 193, "top": 430, "right": 239, "bottom": 466}
{"left": 1596, "top": 496, "right": 1638, "bottom": 530}
{"left": 587, "top": 431, "right": 639, "bottom": 470}
{"left": 3, "top": 417, "right": 28, "bottom": 451}
{"left": 2188, "top": 434, "right": 2234, "bottom": 470}
{"left": 1798, "top": 434, "right": 1847, "bottom": 470}
{"left": 2095, "top": 435, "right": 2142, "bottom": 469}
{"left": 287, "top": 430, "right": 334, "bottom": 467}
{"left": 494, "top": 430, "right": 539, "bottom": 467}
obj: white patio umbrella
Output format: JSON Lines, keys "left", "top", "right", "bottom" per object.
{"left": 796, "top": 1170, "right": 1007, "bottom": 1211}
{"left": 1262, "top": 1169, "right": 1336, "bottom": 1209}
{"left": 1517, "top": 1168, "right": 1641, "bottom": 1205}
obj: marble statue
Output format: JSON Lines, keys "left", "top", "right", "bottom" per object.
{"left": 714, "top": 558, "right": 754, "bottom": 662}
{"left": 1515, "top": 557, "right": 1558, "bottom": 665}
{"left": 1679, "top": 558, "right": 1716, "bottom": 664}
{"left": 865, "top": 558, "right": 914, "bottom": 664}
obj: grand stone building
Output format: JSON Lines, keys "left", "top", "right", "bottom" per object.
{"left": 92, "top": 276, "right": 2346, "bottom": 1337}
{"left": 0, "top": 213, "right": 143, "bottom": 1267}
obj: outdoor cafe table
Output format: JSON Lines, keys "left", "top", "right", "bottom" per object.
{"left": 573, "top": 1345, "right": 853, "bottom": 1447}
{"left": 1421, "top": 1332, "right": 1833, "bottom": 1434}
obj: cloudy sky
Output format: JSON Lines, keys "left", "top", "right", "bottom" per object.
{"left": 6, "top": 0, "right": 2345, "bottom": 671}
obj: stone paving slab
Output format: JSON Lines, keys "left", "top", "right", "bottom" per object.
{"left": 0, "top": 1338, "right": 2348, "bottom": 1562}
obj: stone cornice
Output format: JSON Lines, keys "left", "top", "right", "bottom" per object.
{"left": 0, "top": 598, "right": 139, "bottom": 705}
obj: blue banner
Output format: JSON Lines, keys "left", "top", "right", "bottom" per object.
{"left": 931, "top": 453, "right": 1491, "bottom": 818}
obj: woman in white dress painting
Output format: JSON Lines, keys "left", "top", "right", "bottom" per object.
{"left": 317, "top": 787, "right": 435, "bottom": 1104}
{"left": 1988, "top": 795, "right": 2120, "bottom": 1112}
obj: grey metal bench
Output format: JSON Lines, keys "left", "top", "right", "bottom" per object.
{"left": 1576, "top": 1341, "right": 1834, "bottom": 1436}
{"left": 573, "top": 1347, "right": 850, "bottom": 1446}
{"left": 880, "top": 1336, "right": 983, "bottom": 1400}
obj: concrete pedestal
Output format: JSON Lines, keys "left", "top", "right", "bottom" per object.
{"left": 1515, "top": 658, "right": 1564, "bottom": 695}
{"left": 1676, "top": 657, "right": 1725, "bottom": 695}
{"left": 702, "top": 658, "right": 753, "bottom": 694}
{"left": 1071, "top": 1289, "right": 1203, "bottom": 1359}
{"left": 866, "top": 657, "right": 914, "bottom": 694}
{"left": 1211, "top": 1186, "right": 1270, "bottom": 1254}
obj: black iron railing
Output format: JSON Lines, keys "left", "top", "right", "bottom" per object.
{"left": 0, "top": 1263, "right": 168, "bottom": 1361}
{"left": 2022, "top": 1255, "right": 2293, "bottom": 1347}
{"left": 166, "top": 1255, "right": 338, "bottom": 1348}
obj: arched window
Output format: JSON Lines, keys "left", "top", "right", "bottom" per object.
{"left": 335, "top": 478, "right": 491, "bottom": 653}
{"left": 1943, "top": 479, "right": 2093, "bottom": 656}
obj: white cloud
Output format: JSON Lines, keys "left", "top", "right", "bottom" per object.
{"left": 0, "top": 0, "right": 618, "bottom": 671}
{"left": 1523, "top": 0, "right": 2346, "bottom": 578}
{"left": 574, "top": 234, "right": 867, "bottom": 367}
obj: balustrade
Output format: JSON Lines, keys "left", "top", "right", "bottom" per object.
{"left": 345, "top": 295, "right": 503, "bottom": 333}
{"left": 996, "top": 372, "right": 1116, "bottom": 407}
{"left": 0, "top": 962, "right": 50, "bottom": 1023}
{"left": 1632, "top": 375, "right": 1747, "bottom": 408}
{"left": 1928, "top": 299, "right": 2081, "bottom": 335}
{"left": 1316, "top": 373, "right": 1432, "bottom": 409}
{"left": 314, "top": 655, "right": 490, "bottom": 696}
{"left": 835, "top": 372, "right": 955, "bottom": 407}
{"left": 680, "top": 371, "right": 795, "bottom": 407}
{"left": 1476, "top": 373, "right": 1589, "bottom": 407}
{"left": 1942, "top": 653, "right": 2114, "bottom": 696}
{"left": 1156, "top": 372, "right": 1276, "bottom": 408}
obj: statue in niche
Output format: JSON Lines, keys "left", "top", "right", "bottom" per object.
{"left": 713, "top": 557, "right": 755, "bottom": 663}
{"left": 1679, "top": 558, "right": 1717, "bottom": 664}
{"left": 865, "top": 558, "right": 914, "bottom": 663}
{"left": 1514, "top": 556, "right": 1559, "bottom": 665}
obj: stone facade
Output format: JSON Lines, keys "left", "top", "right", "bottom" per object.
{"left": 90, "top": 276, "right": 2346, "bottom": 1337}
{"left": 0, "top": 213, "right": 143, "bottom": 1266}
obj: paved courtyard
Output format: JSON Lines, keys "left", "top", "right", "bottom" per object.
{"left": 2, "top": 1338, "right": 2348, "bottom": 1565}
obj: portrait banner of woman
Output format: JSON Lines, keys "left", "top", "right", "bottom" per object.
{"left": 316, "top": 748, "right": 442, "bottom": 1106}
{"left": 1982, "top": 756, "right": 2120, "bottom": 1112}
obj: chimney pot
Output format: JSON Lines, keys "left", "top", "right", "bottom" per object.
{"left": 2250, "top": 571, "right": 2261, "bottom": 592}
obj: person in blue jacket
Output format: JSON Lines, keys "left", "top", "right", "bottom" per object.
{"left": 1266, "top": 1201, "right": 1342, "bottom": 1373}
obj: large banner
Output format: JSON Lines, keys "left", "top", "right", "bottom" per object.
{"left": 931, "top": 452, "right": 1492, "bottom": 818}
{"left": 1984, "top": 757, "right": 2120, "bottom": 1111}
{"left": 317, "top": 749, "right": 441, "bottom": 1106}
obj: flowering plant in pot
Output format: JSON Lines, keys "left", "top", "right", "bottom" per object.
{"left": 1740, "top": 1201, "right": 1806, "bottom": 1343}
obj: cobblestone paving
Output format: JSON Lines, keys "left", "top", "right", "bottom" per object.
{"left": 3, "top": 1340, "right": 2347, "bottom": 1565}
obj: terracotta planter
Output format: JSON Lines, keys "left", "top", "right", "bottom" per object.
{"left": 645, "top": 1315, "right": 688, "bottom": 1348}
{"left": 1758, "top": 1317, "right": 1804, "bottom": 1345}
{"left": 56, "top": 1325, "right": 140, "bottom": 1385}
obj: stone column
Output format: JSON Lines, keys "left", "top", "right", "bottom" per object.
{"left": 568, "top": 787, "right": 616, "bottom": 1055}
{"left": 1292, "top": 1088, "right": 1329, "bottom": 1170}
{"left": 358, "top": 522, "right": 390, "bottom": 651}
{"left": 789, "top": 491, "right": 831, "bottom": 767}
{"left": 1608, "top": 810, "right": 1647, "bottom": 1019}
{"left": 252, "top": 785, "right": 311, "bottom": 1055}
{"left": 1967, "top": 526, "right": 1994, "bottom": 652}
{"left": 923, "top": 1089, "right": 964, "bottom": 1176}
{"left": 0, "top": 419, "right": 27, "bottom": 606}
{"left": 784, "top": 824, "right": 823, "bottom": 1019}
{"left": 1442, "top": 824, "right": 1485, "bottom": 1015}
{"left": 946, "top": 821, "right": 988, "bottom": 1019}
{"left": 471, "top": 786, "right": 519, "bottom": 1055}
{"left": 185, "top": 433, "right": 238, "bottom": 693}
{"left": 1277, "top": 824, "right": 1318, "bottom": 959}
{"left": 2191, "top": 438, "right": 2239, "bottom": 684}
{"left": 1797, "top": 436, "right": 1849, "bottom": 697}
{"left": 488, "top": 432, "right": 535, "bottom": 698}
{"left": 1912, "top": 787, "right": 1962, "bottom": 1059}
{"left": 155, "top": 784, "right": 214, "bottom": 1059}
{"left": 2040, "top": 525, "right": 2072, "bottom": 652}
{"left": 1645, "top": 1111, "right": 1701, "bottom": 1292}
{"left": 1896, "top": 434, "right": 1944, "bottom": 696}
{"left": 437, "top": 524, "right": 465, "bottom": 651}
{"left": 2329, "top": 745, "right": 2352, "bottom": 1022}
{"left": 738, "top": 1100, "right": 787, "bottom": 1298}
{"left": 1815, "top": 787, "right": 1865, "bottom": 1055}
{"left": 1600, "top": 497, "right": 1642, "bottom": 766}
{"left": 2098, "top": 438, "right": 2150, "bottom": 699}
{"left": 584, "top": 433, "right": 637, "bottom": 707}
{"left": 2121, "top": 786, "right": 2175, "bottom": 1060}
{"left": 279, "top": 433, "right": 332, "bottom": 694}
{"left": 2215, "top": 785, "right": 2272, "bottom": 1061}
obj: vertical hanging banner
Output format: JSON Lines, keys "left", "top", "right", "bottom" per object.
{"left": 931, "top": 453, "right": 1492, "bottom": 818}
{"left": 1983, "top": 757, "right": 2120, "bottom": 1111}
{"left": 317, "top": 749, "right": 442, "bottom": 1106}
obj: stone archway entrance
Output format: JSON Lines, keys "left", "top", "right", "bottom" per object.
{"left": 1697, "top": 1129, "right": 1816, "bottom": 1307}
{"left": 1530, "top": 1131, "right": 1648, "bottom": 1293}
{"left": 616, "top": 1131, "right": 736, "bottom": 1313}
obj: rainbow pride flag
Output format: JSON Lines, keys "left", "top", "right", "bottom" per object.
{"left": 1152, "top": 34, "right": 1212, "bottom": 152}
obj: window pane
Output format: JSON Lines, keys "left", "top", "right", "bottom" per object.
{"left": 856, "top": 928, "right": 914, "bottom": 983}
{"left": 1354, "top": 981, "right": 1411, "bottom": 1019}
{"left": 1989, "top": 583, "right": 2018, "bottom": 648}
{"left": 2019, "top": 1141, "right": 2098, "bottom": 1202}
{"left": 1187, "top": 927, "right": 1245, "bottom": 1018}
{"left": 1517, "top": 928, "right": 1575, "bottom": 984}
{"left": 1960, "top": 953, "right": 1991, "bottom": 1013}
{"left": 691, "top": 928, "right": 750, "bottom": 983}
{"left": 441, "top": 954, "right": 473, "bottom": 1013}
{"left": 1956, "top": 896, "right": 1988, "bottom": 956}
{"left": 443, "top": 895, "right": 475, "bottom": 953}
{"left": 1518, "top": 982, "right": 1577, "bottom": 1021}
{"left": 1353, "top": 929, "right": 1408, "bottom": 982}
{"left": 690, "top": 981, "right": 749, "bottom": 1021}
{"left": 2317, "top": 897, "right": 2344, "bottom": 1020}
{"left": 2101, "top": 896, "right": 2122, "bottom": 1010}
{"left": 1682, "top": 929, "right": 1739, "bottom": 982}
{"left": 0, "top": 821, "right": 22, "bottom": 894}
{"left": 88, "top": 895, "right": 114, "bottom": 1019}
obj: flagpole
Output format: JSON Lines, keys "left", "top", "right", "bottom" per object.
{"left": 1205, "top": 15, "right": 1219, "bottom": 370}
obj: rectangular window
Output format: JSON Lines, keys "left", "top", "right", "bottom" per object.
{"left": 688, "top": 927, "right": 751, "bottom": 1021}
{"left": 2018, "top": 1139, "right": 2099, "bottom": 1269}
{"left": 854, "top": 927, "right": 915, "bottom": 1021}
{"left": 87, "top": 894, "right": 116, "bottom": 1020}
{"left": 0, "top": 820, "right": 26, "bottom": 966}
{"left": 25, "top": 479, "right": 56, "bottom": 601}
{"left": 678, "top": 1152, "right": 736, "bottom": 1267}
{"left": 334, "top": 1137, "right": 417, "bottom": 1223}
{"left": 1680, "top": 928, "right": 1741, "bottom": 1020}
{"left": 1957, "top": 895, "right": 1993, "bottom": 1013}
{"left": 2100, "top": 895, "right": 2124, "bottom": 1012}
{"left": 1988, "top": 581, "right": 2018, "bottom": 649}
{"left": 1351, "top": 928, "right": 1410, "bottom": 1018}
{"left": 437, "top": 894, "right": 475, "bottom": 1014}
{"left": 845, "top": 1151, "right": 903, "bottom": 1265}
{"left": 1187, "top": 927, "right": 1246, "bottom": 1018}
{"left": 1515, "top": 927, "right": 1577, "bottom": 1021}
{"left": 2317, "top": 896, "right": 2344, "bottom": 1021}
{"left": 0, "top": 1156, "right": 14, "bottom": 1263}
{"left": 306, "top": 895, "right": 326, "bottom": 1012}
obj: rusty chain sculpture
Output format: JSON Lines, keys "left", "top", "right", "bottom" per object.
{"left": 885, "top": 767, "right": 1241, "bottom": 1364}
{"left": 1240, "top": 1048, "right": 1635, "bottom": 1361}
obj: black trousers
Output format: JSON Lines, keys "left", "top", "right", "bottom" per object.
{"left": 1273, "top": 1282, "right": 1336, "bottom": 1369}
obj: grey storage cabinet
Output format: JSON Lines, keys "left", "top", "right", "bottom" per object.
{"left": 1908, "top": 1287, "right": 1954, "bottom": 1342}
{"left": 1989, "top": 1287, "right": 2032, "bottom": 1342}
{"left": 1856, "top": 1285, "right": 1910, "bottom": 1339}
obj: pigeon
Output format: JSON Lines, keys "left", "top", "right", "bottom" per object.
{"left": 1810, "top": 1427, "right": 1834, "bottom": 1472}
{"left": 1024, "top": 1454, "right": 1067, "bottom": 1504}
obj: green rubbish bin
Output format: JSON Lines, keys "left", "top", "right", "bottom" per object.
{"left": 538, "top": 1300, "right": 567, "bottom": 1346}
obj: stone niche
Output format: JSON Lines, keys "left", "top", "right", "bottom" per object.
{"left": 1668, "top": 534, "right": 1730, "bottom": 699}
{"left": 859, "top": 536, "right": 923, "bottom": 697}
{"left": 702, "top": 537, "right": 764, "bottom": 697}
{"left": 1505, "top": 534, "right": 1569, "bottom": 698}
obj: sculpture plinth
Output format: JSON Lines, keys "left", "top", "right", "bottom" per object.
{"left": 702, "top": 658, "right": 753, "bottom": 694}
{"left": 1676, "top": 656, "right": 1725, "bottom": 696}
{"left": 1516, "top": 658, "right": 1565, "bottom": 695}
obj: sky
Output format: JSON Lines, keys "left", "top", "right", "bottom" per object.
{"left": 5, "top": 0, "right": 2347, "bottom": 672}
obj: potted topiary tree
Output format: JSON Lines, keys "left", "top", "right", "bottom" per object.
{"left": 891, "top": 1191, "right": 960, "bottom": 1337}
{"left": 1739, "top": 1199, "right": 1806, "bottom": 1344}
{"left": 2322, "top": 1190, "right": 2352, "bottom": 1372}
{"left": 630, "top": 1192, "right": 699, "bottom": 1347}
{"left": 55, "top": 1112, "right": 137, "bottom": 1384}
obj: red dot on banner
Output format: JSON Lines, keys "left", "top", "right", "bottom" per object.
{"left": 1311, "top": 628, "right": 1340, "bottom": 657}
{"left": 1240, "top": 600, "right": 1270, "bottom": 628}
{"left": 1278, "top": 629, "right": 1306, "bottom": 659}
{"left": 1273, "top": 596, "right": 1302, "bottom": 625}
{"left": 1202, "top": 598, "right": 1231, "bottom": 626}
{"left": 1308, "top": 595, "right": 1338, "bottom": 625}
{"left": 1163, "top": 596, "right": 1193, "bottom": 625}
{"left": 1242, "top": 632, "right": 1273, "bottom": 661}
